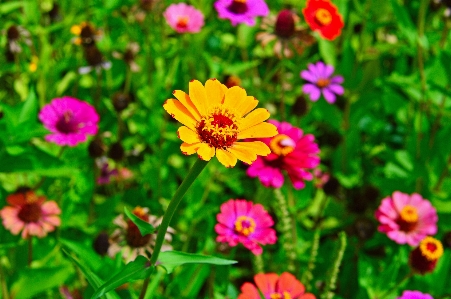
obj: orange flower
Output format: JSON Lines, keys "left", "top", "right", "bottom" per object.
{"left": 163, "top": 79, "right": 278, "bottom": 168}
{"left": 303, "top": 0, "right": 344, "bottom": 41}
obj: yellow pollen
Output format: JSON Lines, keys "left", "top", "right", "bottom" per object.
{"left": 270, "top": 134, "right": 295, "bottom": 156}
{"left": 25, "top": 192, "right": 40, "bottom": 204}
{"left": 234, "top": 216, "right": 256, "bottom": 236}
{"left": 177, "top": 16, "right": 189, "bottom": 27}
{"left": 198, "top": 107, "right": 240, "bottom": 145}
{"left": 315, "top": 8, "right": 332, "bottom": 26}
{"left": 400, "top": 205, "right": 419, "bottom": 223}
{"left": 70, "top": 25, "right": 82, "bottom": 35}
{"left": 316, "top": 78, "right": 330, "bottom": 88}
{"left": 270, "top": 292, "right": 292, "bottom": 299}
{"left": 132, "top": 206, "right": 147, "bottom": 218}
{"left": 419, "top": 237, "right": 444, "bottom": 261}
{"left": 234, "top": 0, "right": 247, "bottom": 3}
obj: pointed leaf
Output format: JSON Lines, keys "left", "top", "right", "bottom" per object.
{"left": 123, "top": 207, "right": 156, "bottom": 235}
{"left": 158, "top": 251, "right": 237, "bottom": 274}
{"left": 91, "top": 256, "right": 154, "bottom": 299}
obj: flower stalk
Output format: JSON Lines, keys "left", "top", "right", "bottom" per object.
{"left": 321, "top": 231, "right": 347, "bottom": 299}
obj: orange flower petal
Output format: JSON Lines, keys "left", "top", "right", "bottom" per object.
{"left": 197, "top": 143, "right": 215, "bottom": 161}
{"left": 189, "top": 80, "right": 208, "bottom": 115}
{"left": 238, "top": 122, "right": 278, "bottom": 139}
{"left": 240, "top": 108, "right": 270, "bottom": 132}
{"left": 177, "top": 126, "right": 200, "bottom": 144}
{"left": 173, "top": 90, "right": 201, "bottom": 121}
{"left": 216, "top": 148, "right": 238, "bottom": 168}
{"left": 205, "top": 78, "right": 226, "bottom": 108}
{"left": 180, "top": 142, "right": 201, "bottom": 155}
{"left": 163, "top": 99, "right": 197, "bottom": 130}
{"left": 233, "top": 141, "right": 271, "bottom": 156}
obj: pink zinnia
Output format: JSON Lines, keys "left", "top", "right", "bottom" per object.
{"left": 375, "top": 191, "right": 438, "bottom": 246}
{"left": 215, "top": 199, "right": 276, "bottom": 255}
{"left": 163, "top": 3, "right": 204, "bottom": 33}
{"left": 238, "top": 272, "right": 316, "bottom": 299}
{"left": 0, "top": 190, "right": 61, "bottom": 239}
{"left": 214, "top": 0, "right": 269, "bottom": 26}
{"left": 39, "top": 96, "right": 99, "bottom": 147}
{"left": 247, "top": 120, "right": 320, "bottom": 189}
{"left": 397, "top": 290, "right": 434, "bottom": 299}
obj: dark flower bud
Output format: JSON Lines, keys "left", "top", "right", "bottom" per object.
{"left": 80, "top": 24, "right": 96, "bottom": 46}
{"left": 84, "top": 45, "right": 103, "bottom": 66}
{"left": 47, "top": 4, "right": 61, "bottom": 22}
{"left": 93, "top": 232, "right": 110, "bottom": 256}
{"left": 291, "top": 95, "right": 309, "bottom": 116}
{"left": 140, "top": 0, "right": 154, "bottom": 11}
{"left": 354, "top": 218, "right": 376, "bottom": 241}
{"left": 5, "top": 47, "right": 15, "bottom": 62}
{"left": 443, "top": 231, "right": 451, "bottom": 249}
{"left": 112, "top": 92, "right": 131, "bottom": 112}
{"left": 224, "top": 75, "right": 241, "bottom": 88}
{"left": 409, "top": 236, "right": 443, "bottom": 275}
{"left": 275, "top": 10, "right": 296, "bottom": 38}
{"left": 88, "top": 138, "right": 106, "bottom": 158}
{"left": 109, "top": 142, "right": 125, "bottom": 161}
{"left": 323, "top": 176, "right": 340, "bottom": 196}
{"left": 7, "top": 25, "right": 20, "bottom": 41}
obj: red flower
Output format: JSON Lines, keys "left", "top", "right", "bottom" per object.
{"left": 409, "top": 236, "right": 444, "bottom": 275}
{"left": 303, "top": 0, "right": 344, "bottom": 41}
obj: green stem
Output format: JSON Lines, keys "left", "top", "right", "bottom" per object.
{"left": 138, "top": 159, "right": 209, "bottom": 299}
{"left": 303, "top": 229, "right": 320, "bottom": 290}
{"left": 377, "top": 271, "right": 413, "bottom": 299}
{"left": 0, "top": 258, "right": 10, "bottom": 299}
{"left": 274, "top": 188, "right": 296, "bottom": 272}
{"left": 28, "top": 237, "right": 33, "bottom": 267}
{"left": 321, "top": 232, "right": 347, "bottom": 299}
{"left": 252, "top": 253, "right": 264, "bottom": 274}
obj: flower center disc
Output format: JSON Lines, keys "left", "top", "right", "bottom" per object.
{"left": 397, "top": 205, "right": 419, "bottom": 232}
{"left": 419, "top": 237, "right": 444, "bottom": 261}
{"left": 56, "top": 111, "right": 80, "bottom": 134}
{"left": 234, "top": 216, "right": 256, "bottom": 236}
{"left": 227, "top": 0, "right": 248, "bottom": 14}
{"left": 18, "top": 203, "right": 42, "bottom": 223}
{"left": 316, "top": 78, "right": 330, "bottom": 88}
{"left": 197, "top": 111, "right": 238, "bottom": 149}
{"left": 315, "top": 8, "right": 332, "bottom": 26}
{"left": 270, "top": 134, "right": 295, "bottom": 156}
{"left": 176, "top": 16, "right": 189, "bottom": 29}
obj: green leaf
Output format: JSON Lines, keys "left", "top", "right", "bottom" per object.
{"left": 18, "top": 88, "right": 38, "bottom": 125}
{"left": 124, "top": 207, "right": 156, "bottom": 236}
{"left": 158, "top": 251, "right": 237, "bottom": 274}
{"left": 318, "top": 38, "right": 336, "bottom": 66}
{"left": 63, "top": 249, "right": 120, "bottom": 299}
{"left": 91, "top": 256, "right": 154, "bottom": 299}
{"left": 11, "top": 266, "right": 72, "bottom": 299}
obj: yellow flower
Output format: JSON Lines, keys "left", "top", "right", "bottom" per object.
{"left": 163, "top": 79, "right": 278, "bottom": 168}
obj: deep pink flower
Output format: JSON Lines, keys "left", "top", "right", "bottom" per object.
{"left": 247, "top": 120, "right": 320, "bottom": 190}
{"left": 163, "top": 3, "right": 204, "bottom": 33}
{"left": 397, "top": 290, "right": 434, "bottom": 299}
{"left": 215, "top": 199, "right": 276, "bottom": 255}
{"left": 39, "top": 96, "right": 99, "bottom": 147}
{"left": 238, "top": 272, "right": 316, "bottom": 299}
{"left": 301, "top": 61, "right": 344, "bottom": 104}
{"left": 214, "top": 0, "right": 269, "bottom": 26}
{"left": 375, "top": 191, "right": 438, "bottom": 246}
{"left": 0, "top": 190, "right": 61, "bottom": 239}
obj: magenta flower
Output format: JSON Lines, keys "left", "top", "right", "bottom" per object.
{"left": 247, "top": 120, "right": 320, "bottom": 190}
{"left": 375, "top": 191, "right": 438, "bottom": 246}
{"left": 39, "top": 96, "right": 99, "bottom": 147}
{"left": 300, "top": 61, "right": 344, "bottom": 104}
{"left": 214, "top": 0, "right": 269, "bottom": 26}
{"left": 215, "top": 199, "right": 276, "bottom": 255}
{"left": 163, "top": 3, "right": 204, "bottom": 33}
{"left": 0, "top": 190, "right": 61, "bottom": 239}
{"left": 397, "top": 290, "right": 434, "bottom": 299}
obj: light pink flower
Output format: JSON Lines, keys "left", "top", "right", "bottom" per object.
{"left": 0, "top": 190, "right": 61, "bottom": 239}
{"left": 215, "top": 199, "right": 276, "bottom": 255}
{"left": 247, "top": 120, "right": 320, "bottom": 189}
{"left": 163, "top": 3, "right": 204, "bottom": 33}
{"left": 375, "top": 191, "right": 438, "bottom": 246}
{"left": 39, "top": 96, "right": 99, "bottom": 147}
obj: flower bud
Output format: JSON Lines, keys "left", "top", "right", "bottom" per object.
{"left": 112, "top": 92, "right": 131, "bottom": 112}
{"left": 409, "top": 236, "right": 443, "bottom": 275}
{"left": 88, "top": 138, "right": 106, "bottom": 158}
{"left": 275, "top": 10, "right": 296, "bottom": 38}
{"left": 109, "top": 142, "right": 125, "bottom": 161}
{"left": 93, "top": 232, "right": 110, "bottom": 256}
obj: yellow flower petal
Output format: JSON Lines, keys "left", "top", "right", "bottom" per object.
{"left": 233, "top": 141, "right": 271, "bottom": 156}
{"left": 216, "top": 148, "right": 238, "bottom": 168}
{"left": 180, "top": 142, "right": 201, "bottom": 155}
{"left": 223, "top": 86, "right": 247, "bottom": 111}
{"left": 163, "top": 99, "right": 197, "bottom": 130}
{"left": 240, "top": 96, "right": 259, "bottom": 117}
{"left": 189, "top": 80, "right": 208, "bottom": 115}
{"left": 205, "top": 78, "right": 225, "bottom": 107}
{"left": 173, "top": 90, "right": 201, "bottom": 121}
{"left": 197, "top": 143, "right": 215, "bottom": 161}
{"left": 177, "top": 126, "right": 200, "bottom": 144}
{"left": 238, "top": 122, "right": 278, "bottom": 139}
{"left": 240, "top": 108, "right": 270, "bottom": 132}
{"left": 227, "top": 145, "right": 257, "bottom": 164}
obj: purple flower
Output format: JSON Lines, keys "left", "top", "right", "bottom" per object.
{"left": 39, "top": 96, "right": 99, "bottom": 146}
{"left": 300, "top": 61, "right": 344, "bottom": 104}
{"left": 214, "top": 0, "right": 269, "bottom": 26}
{"left": 397, "top": 290, "right": 434, "bottom": 299}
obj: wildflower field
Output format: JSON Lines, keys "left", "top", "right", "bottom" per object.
{"left": 1, "top": 0, "right": 451, "bottom": 298}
